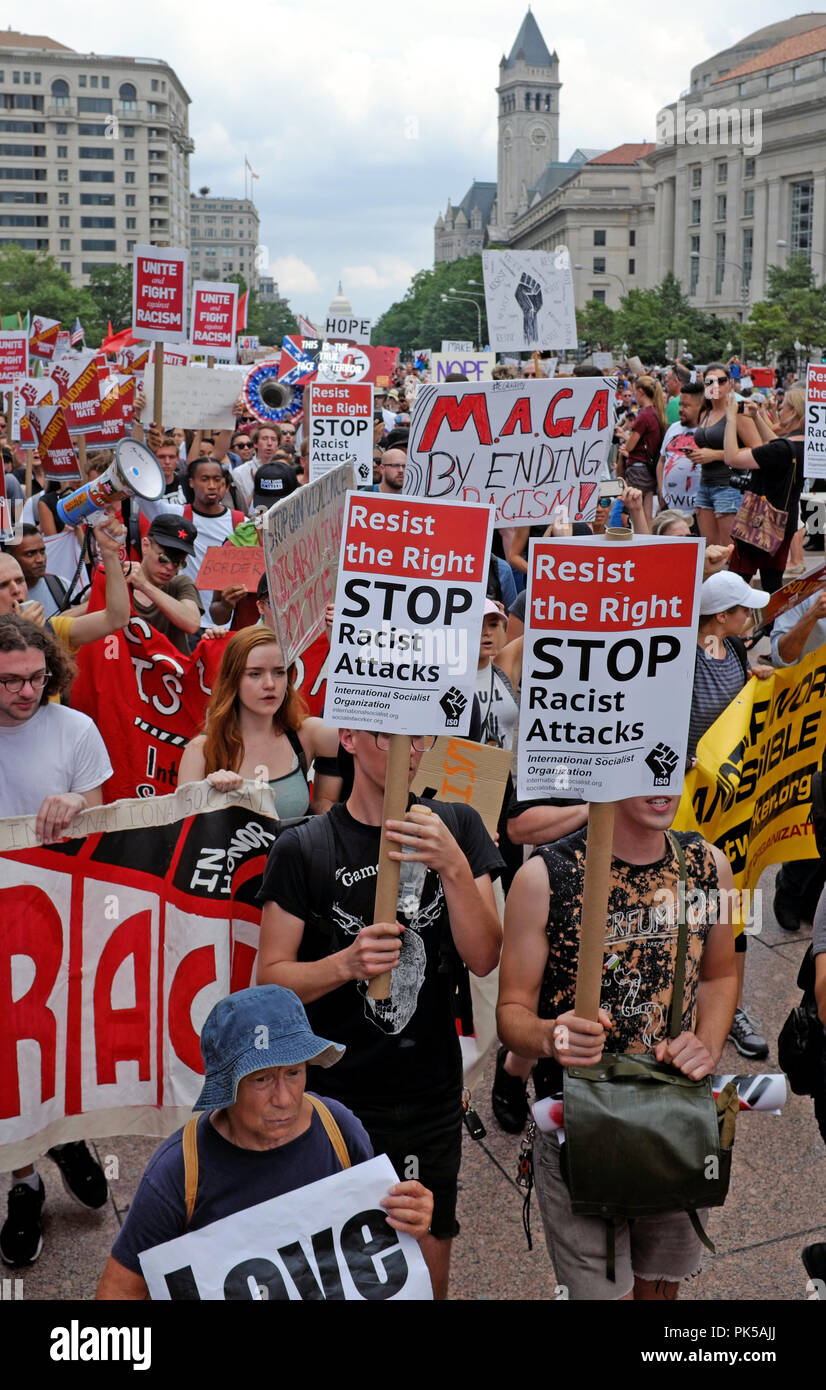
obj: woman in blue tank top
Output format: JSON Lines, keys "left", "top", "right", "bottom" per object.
{"left": 177, "top": 626, "right": 340, "bottom": 817}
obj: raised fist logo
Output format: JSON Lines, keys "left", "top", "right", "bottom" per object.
{"left": 645, "top": 743, "right": 679, "bottom": 786}
{"left": 515, "top": 272, "right": 543, "bottom": 343}
{"left": 439, "top": 686, "right": 467, "bottom": 727}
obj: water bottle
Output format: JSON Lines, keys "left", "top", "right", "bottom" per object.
{"left": 397, "top": 847, "right": 427, "bottom": 921}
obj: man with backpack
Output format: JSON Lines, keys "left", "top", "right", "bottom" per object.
{"left": 3, "top": 525, "right": 71, "bottom": 620}
{"left": 256, "top": 728, "right": 503, "bottom": 1298}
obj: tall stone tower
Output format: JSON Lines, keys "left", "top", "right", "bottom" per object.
{"left": 496, "top": 10, "right": 560, "bottom": 232}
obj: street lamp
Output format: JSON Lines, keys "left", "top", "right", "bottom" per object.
{"left": 445, "top": 287, "right": 482, "bottom": 349}
{"left": 776, "top": 239, "right": 825, "bottom": 280}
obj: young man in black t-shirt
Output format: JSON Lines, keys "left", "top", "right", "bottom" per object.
{"left": 257, "top": 728, "right": 503, "bottom": 1299}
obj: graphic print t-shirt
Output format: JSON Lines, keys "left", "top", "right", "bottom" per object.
{"left": 258, "top": 797, "right": 502, "bottom": 1104}
{"left": 532, "top": 826, "right": 718, "bottom": 1098}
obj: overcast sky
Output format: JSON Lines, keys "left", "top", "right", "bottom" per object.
{"left": 26, "top": 3, "right": 818, "bottom": 323}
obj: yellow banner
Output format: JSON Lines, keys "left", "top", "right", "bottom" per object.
{"left": 674, "top": 646, "right": 826, "bottom": 893}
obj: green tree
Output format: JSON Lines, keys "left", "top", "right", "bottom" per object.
{"left": 85, "top": 263, "right": 133, "bottom": 340}
{"left": 741, "top": 302, "right": 788, "bottom": 360}
{"left": 0, "top": 244, "right": 96, "bottom": 336}
{"left": 742, "top": 255, "right": 826, "bottom": 360}
{"left": 577, "top": 299, "right": 616, "bottom": 351}
{"left": 373, "top": 255, "right": 489, "bottom": 351}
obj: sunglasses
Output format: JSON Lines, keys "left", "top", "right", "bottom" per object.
{"left": 235, "top": 440, "right": 254, "bottom": 449}
{"left": 705, "top": 377, "right": 727, "bottom": 386}
{"left": 150, "top": 539, "right": 187, "bottom": 569}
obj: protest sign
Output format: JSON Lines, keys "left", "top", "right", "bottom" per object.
{"left": 29, "top": 314, "right": 61, "bottom": 361}
{"left": 405, "top": 377, "right": 615, "bottom": 527}
{"left": 315, "top": 343, "right": 399, "bottom": 386}
{"left": 0, "top": 467, "right": 13, "bottom": 539}
{"left": 308, "top": 382, "right": 372, "bottom": 486}
{"left": 0, "top": 784, "right": 279, "bottom": 1169}
{"left": 0, "top": 330, "right": 28, "bottom": 387}
{"left": 119, "top": 342, "right": 151, "bottom": 377}
{"left": 195, "top": 545, "right": 265, "bottom": 593}
{"left": 750, "top": 562, "right": 826, "bottom": 632}
{"left": 325, "top": 313, "right": 372, "bottom": 345}
{"left": 237, "top": 334, "right": 259, "bottom": 354}
{"left": 12, "top": 374, "right": 54, "bottom": 446}
{"left": 28, "top": 401, "right": 81, "bottom": 483}
{"left": 660, "top": 425, "right": 700, "bottom": 510}
{"left": 324, "top": 492, "right": 493, "bottom": 736}
{"left": 441, "top": 340, "right": 473, "bottom": 353}
{"left": 592, "top": 352, "right": 613, "bottom": 370}
{"left": 411, "top": 737, "right": 512, "bottom": 839}
{"left": 190, "top": 280, "right": 238, "bottom": 358}
{"left": 151, "top": 342, "right": 191, "bottom": 368}
{"left": 139, "top": 1154, "right": 432, "bottom": 1302}
{"left": 430, "top": 352, "right": 494, "bottom": 383}
{"left": 482, "top": 249, "right": 577, "bottom": 352}
{"left": 674, "top": 645, "right": 826, "bottom": 894}
{"left": 141, "top": 364, "right": 247, "bottom": 430}
{"left": 805, "top": 363, "right": 826, "bottom": 480}
{"left": 517, "top": 535, "right": 704, "bottom": 801}
{"left": 83, "top": 371, "right": 135, "bottom": 447}
{"left": 48, "top": 353, "right": 102, "bottom": 433}
{"left": 261, "top": 463, "right": 353, "bottom": 666}
{"left": 132, "top": 244, "right": 188, "bottom": 344}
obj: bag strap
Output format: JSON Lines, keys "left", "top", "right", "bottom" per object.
{"left": 294, "top": 813, "right": 336, "bottom": 923}
{"left": 306, "top": 1094, "right": 351, "bottom": 1169}
{"left": 667, "top": 832, "right": 689, "bottom": 1040}
{"left": 285, "top": 725, "right": 309, "bottom": 780}
{"left": 182, "top": 1114, "right": 200, "bottom": 1227}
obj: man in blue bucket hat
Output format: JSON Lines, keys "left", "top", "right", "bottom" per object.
{"left": 96, "top": 986, "right": 433, "bottom": 1299}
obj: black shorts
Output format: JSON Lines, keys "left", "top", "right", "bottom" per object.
{"left": 344, "top": 1082, "right": 463, "bottom": 1240}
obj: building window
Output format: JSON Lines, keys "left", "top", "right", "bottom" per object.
{"left": 81, "top": 217, "right": 116, "bottom": 228}
{"left": 125, "top": 193, "right": 136, "bottom": 206}
{"left": 78, "top": 170, "right": 114, "bottom": 182}
{"left": 57, "top": 145, "right": 67, "bottom": 159}
{"left": 126, "top": 239, "right": 135, "bottom": 252}
{"left": 744, "top": 157, "right": 755, "bottom": 179}
{"left": 628, "top": 259, "right": 635, "bottom": 275}
{"left": 80, "top": 193, "right": 115, "bottom": 205}
{"left": 743, "top": 228, "right": 753, "bottom": 287}
{"left": 690, "top": 198, "right": 701, "bottom": 224}
{"left": 593, "top": 257, "right": 606, "bottom": 273}
{"left": 716, "top": 160, "right": 727, "bottom": 183}
{"left": 55, "top": 122, "right": 67, "bottom": 134}
{"left": 81, "top": 239, "right": 116, "bottom": 250}
{"left": 51, "top": 78, "right": 69, "bottom": 101}
{"left": 12, "top": 72, "right": 19, "bottom": 85}
{"left": 58, "top": 191, "right": 68, "bottom": 204}
{"left": 34, "top": 73, "right": 40, "bottom": 86}
{"left": 78, "top": 75, "right": 87, "bottom": 88}
{"left": 58, "top": 168, "right": 68, "bottom": 182}
{"left": 791, "top": 179, "right": 813, "bottom": 256}
{"left": 23, "top": 72, "right": 30, "bottom": 86}
{"left": 77, "top": 98, "right": 112, "bottom": 113}
{"left": 126, "top": 216, "right": 136, "bottom": 229}
{"left": 716, "top": 194, "right": 727, "bottom": 221}
{"left": 61, "top": 261, "right": 70, "bottom": 272}
{"left": 125, "top": 171, "right": 135, "bottom": 184}
{"left": 124, "top": 148, "right": 135, "bottom": 160}
{"left": 690, "top": 235, "right": 700, "bottom": 294}
{"left": 59, "top": 238, "right": 69, "bottom": 250}
{"left": 743, "top": 189, "right": 754, "bottom": 218}
{"left": 629, "top": 230, "right": 636, "bottom": 247}
{"left": 593, "top": 289, "right": 606, "bottom": 303}
{"left": 59, "top": 215, "right": 69, "bottom": 228}
{"left": 122, "top": 125, "right": 135, "bottom": 138}
{"left": 79, "top": 146, "right": 114, "bottom": 159}
{"left": 102, "top": 77, "right": 109, "bottom": 89}
{"left": 715, "top": 232, "right": 725, "bottom": 294}
{"left": 151, "top": 79, "right": 159, "bottom": 92}
{"left": 90, "top": 76, "right": 98, "bottom": 89}
{"left": 593, "top": 229, "right": 606, "bottom": 246}
{"left": 119, "top": 83, "right": 137, "bottom": 107}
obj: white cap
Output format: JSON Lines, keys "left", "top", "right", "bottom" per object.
{"left": 700, "top": 572, "right": 771, "bottom": 616}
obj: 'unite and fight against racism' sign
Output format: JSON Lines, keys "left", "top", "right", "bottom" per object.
{"left": 324, "top": 492, "right": 494, "bottom": 737}
{"left": 517, "top": 535, "right": 704, "bottom": 801}
{"left": 132, "top": 245, "right": 189, "bottom": 344}
{"left": 190, "top": 280, "right": 239, "bottom": 357}
{"left": 405, "top": 377, "right": 615, "bottom": 527}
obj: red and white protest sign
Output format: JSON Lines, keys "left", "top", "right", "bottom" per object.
{"left": 517, "top": 536, "right": 704, "bottom": 801}
{"left": 119, "top": 342, "right": 151, "bottom": 377}
{"left": 324, "top": 491, "right": 494, "bottom": 736}
{"left": 48, "top": 353, "right": 102, "bottom": 434}
{"left": 28, "top": 401, "right": 81, "bottom": 482}
{"left": 190, "top": 280, "right": 238, "bottom": 358}
{"left": 83, "top": 369, "right": 134, "bottom": 447}
{"left": 315, "top": 343, "right": 399, "bottom": 386}
{"left": 0, "top": 330, "right": 28, "bottom": 387}
{"left": 11, "top": 374, "right": 54, "bottom": 447}
{"left": 805, "top": 363, "right": 826, "bottom": 480}
{"left": 132, "top": 244, "right": 189, "bottom": 343}
{"left": 151, "top": 342, "right": 191, "bottom": 369}
{"left": 0, "top": 465, "right": 12, "bottom": 539}
{"left": 308, "top": 382, "right": 373, "bottom": 486}
{"left": 28, "top": 314, "right": 61, "bottom": 361}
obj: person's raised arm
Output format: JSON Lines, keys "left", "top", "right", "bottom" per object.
{"left": 126, "top": 563, "right": 201, "bottom": 634}
{"left": 507, "top": 800, "right": 588, "bottom": 847}
{"left": 65, "top": 524, "right": 130, "bottom": 647}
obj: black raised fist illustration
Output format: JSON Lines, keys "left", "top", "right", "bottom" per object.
{"left": 645, "top": 743, "right": 680, "bottom": 784}
{"left": 515, "top": 272, "right": 543, "bottom": 343}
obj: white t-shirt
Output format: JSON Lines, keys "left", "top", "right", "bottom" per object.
{"left": 184, "top": 505, "right": 241, "bottom": 627}
{"left": 0, "top": 703, "right": 113, "bottom": 817}
{"left": 659, "top": 420, "right": 699, "bottom": 509}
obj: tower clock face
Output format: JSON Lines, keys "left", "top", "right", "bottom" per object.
{"left": 531, "top": 125, "right": 549, "bottom": 148}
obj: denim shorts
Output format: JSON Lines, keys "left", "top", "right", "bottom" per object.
{"left": 695, "top": 480, "right": 743, "bottom": 515}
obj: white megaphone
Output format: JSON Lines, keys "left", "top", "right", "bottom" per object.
{"left": 57, "top": 438, "right": 164, "bottom": 527}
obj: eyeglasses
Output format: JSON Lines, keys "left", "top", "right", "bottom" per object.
{"left": 0, "top": 668, "right": 49, "bottom": 693}
{"left": 369, "top": 733, "right": 436, "bottom": 753}
{"left": 705, "top": 377, "right": 727, "bottom": 386}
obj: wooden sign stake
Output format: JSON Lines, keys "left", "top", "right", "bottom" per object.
{"left": 368, "top": 733, "right": 412, "bottom": 1000}
{"left": 154, "top": 343, "right": 164, "bottom": 433}
{"left": 574, "top": 800, "right": 616, "bottom": 1021}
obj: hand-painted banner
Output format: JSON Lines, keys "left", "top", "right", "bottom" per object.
{"left": 261, "top": 463, "right": 353, "bottom": 665}
{"left": 673, "top": 645, "right": 826, "bottom": 893}
{"left": 0, "top": 785, "right": 277, "bottom": 1169}
{"left": 139, "top": 1155, "right": 432, "bottom": 1301}
{"left": 430, "top": 352, "right": 494, "bottom": 383}
{"left": 411, "top": 736, "right": 512, "bottom": 839}
{"left": 405, "top": 378, "right": 616, "bottom": 528}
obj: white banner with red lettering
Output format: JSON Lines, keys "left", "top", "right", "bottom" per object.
{"left": 0, "top": 786, "right": 279, "bottom": 1169}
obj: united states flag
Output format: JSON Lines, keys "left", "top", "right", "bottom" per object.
{"left": 70, "top": 317, "right": 85, "bottom": 347}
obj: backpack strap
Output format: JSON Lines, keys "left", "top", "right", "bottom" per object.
{"left": 285, "top": 725, "right": 309, "bottom": 781}
{"left": 43, "top": 573, "right": 69, "bottom": 610}
{"left": 727, "top": 635, "right": 750, "bottom": 683}
{"left": 306, "top": 1094, "right": 351, "bottom": 1169}
{"left": 182, "top": 1114, "right": 200, "bottom": 1227}
{"left": 667, "top": 832, "right": 689, "bottom": 1040}
{"left": 290, "top": 812, "right": 337, "bottom": 935}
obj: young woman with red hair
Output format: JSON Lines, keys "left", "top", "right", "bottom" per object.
{"left": 177, "top": 626, "right": 339, "bottom": 816}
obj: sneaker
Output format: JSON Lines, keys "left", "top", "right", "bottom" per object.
{"left": 0, "top": 1178, "right": 45, "bottom": 1266}
{"left": 491, "top": 1046, "right": 529, "bottom": 1133}
{"left": 46, "top": 1141, "right": 109, "bottom": 1210}
{"left": 773, "top": 892, "right": 801, "bottom": 932}
{"left": 727, "top": 1006, "right": 769, "bottom": 1060}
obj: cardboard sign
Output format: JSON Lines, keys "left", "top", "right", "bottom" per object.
{"left": 190, "top": 281, "right": 238, "bottom": 357}
{"left": 262, "top": 463, "right": 353, "bottom": 665}
{"left": 28, "top": 401, "right": 81, "bottom": 482}
{"left": 325, "top": 314, "right": 372, "bottom": 345}
{"left": 517, "top": 535, "right": 704, "bottom": 801}
{"left": 139, "top": 1154, "right": 432, "bottom": 1302}
{"left": 411, "top": 736, "right": 513, "bottom": 839}
{"left": 29, "top": 314, "right": 61, "bottom": 361}
{"left": 441, "top": 340, "right": 473, "bottom": 353}
{"left": 592, "top": 352, "right": 613, "bottom": 370}
{"left": 756, "top": 562, "right": 826, "bottom": 629}
{"left": 405, "top": 378, "right": 615, "bottom": 528}
{"left": 0, "top": 330, "right": 28, "bottom": 387}
{"left": 132, "top": 244, "right": 189, "bottom": 343}
{"left": 195, "top": 545, "right": 265, "bottom": 592}
{"left": 308, "top": 383, "right": 373, "bottom": 486}
{"left": 324, "top": 492, "right": 493, "bottom": 735}
{"left": 805, "top": 363, "right": 826, "bottom": 480}
{"left": 430, "top": 352, "right": 494, "bottom": 384}
{"left": 48, "top": 353, "right": 102, "bottom": 434}
{"left": 660, "top": 425, "right": 700, "bottom": 510}
{"left": 482, "top": 250, "right": 577, "bottom": 352}
{"left": 141, "top": 364, "right": 247, "bottom": 429}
